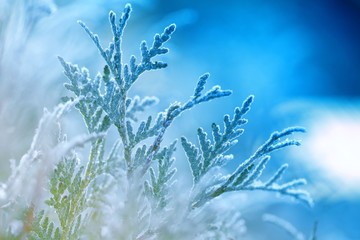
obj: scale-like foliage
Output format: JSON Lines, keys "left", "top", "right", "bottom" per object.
{"left": 29, "top": 210, "right": 61, "bottom": 240}
{"left": 45, "top": 157, "right": 85, "bottom": 240}
{"left": 0, "top": 3, "right": 316, "bottom": 239}
{"left": 60, "top": 5, "right": 231, "bottom": 182}
{"left": 182, "top": 96, "right": 312, "bottom": 209}
{"left": 144, "top": 141, "right": 177, "bottom": 211}
{"left": 182, "top": 95, "right": 253, "bottom": 185}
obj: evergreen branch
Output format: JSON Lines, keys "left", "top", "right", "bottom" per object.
{"left": 224, "top": 127, "right": 305, "bottom": 189}
{"left": 185, "top": 100, "right": 311, "bottom": 209}
{"left": 29, "top": 210, "right": 61, "bottom": 240}
{"left": 51, "top": 3, "right": 315, "bottom": 239}
{"left": 264, "top": 164, "right": 288, "bottom": 187}
{"left": 78, "top": 21, "right": 113, "bottom": 73}
{"left": 141, "top": 74, "right": 232, "bottom": 177}
{"left": 124, "top": 23, "right": 176, "bottom": 91}
{"left": 182, "top": 96, "right": 253, "bottom": 186}
{"left": 126, "top": 96, "right": 159, "bottom": 121}
{"left": 108, "top": 4, "right": 131, "bottom": 84}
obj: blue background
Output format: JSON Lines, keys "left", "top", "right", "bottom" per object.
{"left": 1, "top": 0, "right": 360, "bottom": 239}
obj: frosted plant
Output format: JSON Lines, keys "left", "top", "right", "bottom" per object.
{"left": 0, "top": 3, "right": 315, "bottom": 240}
{"left": 0, "top": 100, "right": 102, "bottom": 239}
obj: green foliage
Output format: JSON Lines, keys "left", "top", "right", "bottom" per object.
{"left": 45, "top": 157, "right": 85, "bottom": 240}
{"left": 29, "top": 210, "right": 61, "bottom": 240}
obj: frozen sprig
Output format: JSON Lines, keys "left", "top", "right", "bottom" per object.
{"left": 45, "top": 157, "right": 86, "bottom": 240}
{"left": 126, "top": 96, "right": 159, "bottom": 122}
{"left": 140, "top": 73, "right": 232, "bottom": 176}
{"left": 125, "top": 23, "right": 176, "bottom": 91}
{"left": 183, "top": 97, "right": 312, "bottom": 208}
{"left": 29, "top": 210, "right": 61, "bottom": 240}
{"left": 182, "top": 95, "right": 253, "bottom": 185}
{"left": 61, "top": 6, "right": 178, "bottom": 182}
{"left": 77, "top": 4, "right": 131, "bottom": 80}
{"left": 219, "top": 127, "right": 313, "bottom": 206}
{"left": 59, "top": 58, "right": 110, "bottom": 133}
{"left": 41, "top": 132, "right": 116, "bottom": 240}
{"left": 0, "top": 100, "right": 93, "bottom": 207}
{"left": 230, "top": 132, "right": 310, "bottom": 204}
{"left": 60, "top": 4, "right": 232, "bottom": 183}
{"left": 77, "top": 3, "right": 175, "bottom": 91}
{"left": 144, "top": 141, "right": 177, "bottom": 212}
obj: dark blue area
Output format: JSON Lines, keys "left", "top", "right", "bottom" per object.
{"left": 150, "top": 0, "right": 360, "bottom": 99}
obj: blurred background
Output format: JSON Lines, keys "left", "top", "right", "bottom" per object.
{"left": 1, "top": 0, "right": 360, "bottom": 239}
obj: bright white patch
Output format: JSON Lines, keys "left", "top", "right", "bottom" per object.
{"left": 306, "top": 113, "right": 360, "bottom": 194}
{"left": 0, "top": 183, "right": 6, "bottom": 200}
